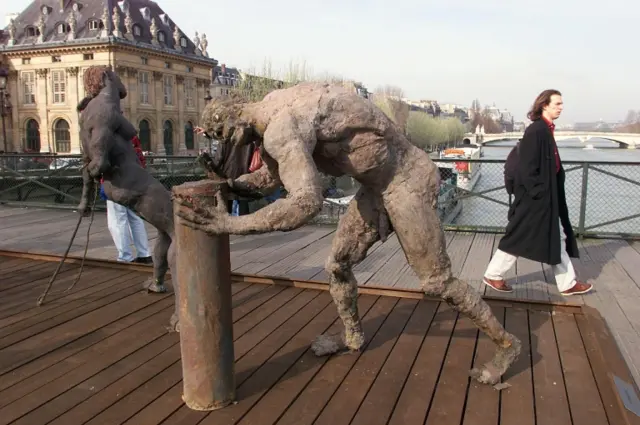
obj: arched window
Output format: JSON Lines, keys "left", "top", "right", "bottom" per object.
{"left": 163, "top": 120, "right": 173, "bottom": 155}
{"left": 53, "top": 119, "right": 71, "bottom": 152}
{"left": 184, "top": 121, "right": 194, "bottom": 150}
{"left": 139, "top": 119, "right": 151, "bottom": 152}
{"left": 25, "top": 119, "right": 41, "bottom": 152}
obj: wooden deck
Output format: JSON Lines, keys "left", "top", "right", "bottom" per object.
{"left": 1, "top": 255, "right": 640, "bottom": 425}
{"left": 1, "top": 205, "right": 640, "bottom": 390}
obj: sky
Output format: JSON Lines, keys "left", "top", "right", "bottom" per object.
{"left": 1, "top": 0, "right": 638, "bottom": 124}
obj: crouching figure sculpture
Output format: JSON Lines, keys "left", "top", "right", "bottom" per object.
{"left": 175, "top": 82, "right": 521, "bottom": 385}
{"left": 77, "top": 65, "right": 179, "bottom": 331}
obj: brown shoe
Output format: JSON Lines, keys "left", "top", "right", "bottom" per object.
{"left": 483, "top": 277, "right": 513, "bottom": 293}
{"left": 561, "top": 281, "right": 593, "bottom": 296}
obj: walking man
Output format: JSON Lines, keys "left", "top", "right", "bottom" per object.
{"left": 482, "top": 89, "right": 593, "bottom": 296}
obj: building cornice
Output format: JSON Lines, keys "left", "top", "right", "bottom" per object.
{"left": 1, "top": 37, "right": 218, "bottom": 68}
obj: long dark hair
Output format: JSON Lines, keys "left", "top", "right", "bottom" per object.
{"left": 527, "top": 89, "right": 561, "bottom": 121}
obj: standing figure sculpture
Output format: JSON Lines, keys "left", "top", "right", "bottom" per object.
{"left": 175, "top": 82, "right": 522, "bottom": 385}
{"left": 77, "top": 65, "right": 179, "bottom": 331}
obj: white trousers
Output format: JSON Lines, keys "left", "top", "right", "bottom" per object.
{"left": 484, "top": 220, "right": 576, "bottom": 292}
{"left": 106, "top": 200, "right": 151, "bottom": 262}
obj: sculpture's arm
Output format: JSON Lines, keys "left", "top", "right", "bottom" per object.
{"left": 86, "top": 125, "right": 115, "bottom": 178}
{"left": 114, "top": 113, "right": 138, "bottom": 142}
{"left": 230, "top": 156, "right": 282, "bottom": 196}
{"left": 76, "top": 164, "right": 96, "bottom": 216}
{"left": 176, "top": 112, "right": 323, "bottom": 235}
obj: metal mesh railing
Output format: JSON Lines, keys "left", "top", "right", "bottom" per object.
{"left": 2, "top": 154, "right": 640, "bottom": 238}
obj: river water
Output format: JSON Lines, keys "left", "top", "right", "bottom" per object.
{"left": 453, "top": 138, "right": 640, "bottom": 235}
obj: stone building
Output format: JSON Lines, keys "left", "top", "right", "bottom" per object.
{"left": 0, "top": 0, "right": 217, "bottom": 154}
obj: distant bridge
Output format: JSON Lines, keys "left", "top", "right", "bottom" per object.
{"left": 463, "top": 131, "right": 640, "bottom": 149}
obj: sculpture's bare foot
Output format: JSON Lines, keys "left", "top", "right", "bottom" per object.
{"left": 469, "top": 334, "right": 522, "bottom": 385}
{"left": 167, "top": 313, "right": 180, "bottom": 333}
{"left": 144, "top": 278, "right": 167, "bottom": 294}
{"left": 311, "top": 328, "right": 365, "bottom": 356}
{"left": 76, "top": 202, "right": 91, "bottom": 217}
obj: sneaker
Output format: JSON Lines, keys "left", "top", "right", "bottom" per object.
{"left": 483, "top": 277, "right": 513, "bottom": 293}
{"left": 132, "top": 256, "right": 153, "bottom": 265}
{"left": 561, "top": 281, "right": 593, "bottom": 296}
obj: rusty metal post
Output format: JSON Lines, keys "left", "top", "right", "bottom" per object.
{"left": 172, "top": 179, "right": 235, "bottom": 411}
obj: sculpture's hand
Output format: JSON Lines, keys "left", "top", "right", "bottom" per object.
{"left": 174, "top": 191, "right": 229, "bottom": 235}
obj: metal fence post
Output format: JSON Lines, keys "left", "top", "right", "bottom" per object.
{"left": 172, "top": 179, "right": 235, "bottom": 411}
{"left": 578, "top": 163, "right": 589, "bottom": 239}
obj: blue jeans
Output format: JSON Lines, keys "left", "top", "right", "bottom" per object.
{"left": 106, "top": 200, "right": 151, "bottom": 262}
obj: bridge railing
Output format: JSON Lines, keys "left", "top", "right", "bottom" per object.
{"left": 1, "top": 154, "right": 639, "bottom": 239}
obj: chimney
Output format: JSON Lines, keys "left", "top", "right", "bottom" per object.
{"left": 221, "top": 63, "right": 226, "bottom": 74}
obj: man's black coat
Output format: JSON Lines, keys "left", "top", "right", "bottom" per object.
{"left": 497, "top": 119, "right": 579, "bottom": 265}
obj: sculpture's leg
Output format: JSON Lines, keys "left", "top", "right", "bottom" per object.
{"left": 145, "top": 231, "right": 171, "bottom": 294}
{"left": 311, "top": 188, "right": 383, "bottom": 356}
{"left": 383, "top": 182, "right": 521, "bottom": 385}
{"left": 77, "top": 166, "right": 94, "bottom": 216}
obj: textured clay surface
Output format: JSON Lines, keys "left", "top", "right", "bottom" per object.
{"left": 78, "top": 66, "right": 179, "bottom": 331}
{"left": 176, "top": 82, "right": 521, "bottom": 383}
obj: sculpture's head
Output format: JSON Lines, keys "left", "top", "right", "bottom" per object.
{"left": 83, "top": 65, "right": 127, "bottom": 100}
{"left": 201, "top": 94, "right": 253, "bottom": 146}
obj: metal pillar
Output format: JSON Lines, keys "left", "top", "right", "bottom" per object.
{"left": 172, "top": 179, "right": 235, "bottom": 411}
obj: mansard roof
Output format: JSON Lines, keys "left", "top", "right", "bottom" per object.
{"left": 0, "top": 0, "right": 215, "bottom": 65}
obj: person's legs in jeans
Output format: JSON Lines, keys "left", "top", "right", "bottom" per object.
{"left": 126, "top": 207, "right": 151, "bottom": 259}
{"left": 106, "top": 200, "right": 134, "bottom": 262}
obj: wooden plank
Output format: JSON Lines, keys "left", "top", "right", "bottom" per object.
{"left": 387, "top": 304, "right": 457, "bottom": 425}
{"left": 425, "top": 312, "right": 478, "bottom": 425}
{"left": 268, "top": 296, "right": 397, "bottom": 425}
{"left": 552, "top": 311, "right": 609, "bottom": 425}
{"left": 313, "top": 298, "right": 418, "bottom": 425}
{"left": 349, "top": 300, "right": 439, "bottom": 425}
{"left": 459, "top": 232, "right": 494, "bottom": 293}
{"left": 529, "top": 308, "right": 573, "bottom": 425}
{"left": 499, "top": 307, "right": 535, "bottom": 425}
{"left": 577, "top": 306, "right": 640, "bottom": 425}
{"left": 462, "top": 303, "right": 504, "bottom": 425}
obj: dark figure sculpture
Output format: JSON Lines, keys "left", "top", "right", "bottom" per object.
{"left": 175, "top": 82, "right": 522, "bottom": 385}
{"left": 77, "top": 66, "right": 179, "bottom": 331}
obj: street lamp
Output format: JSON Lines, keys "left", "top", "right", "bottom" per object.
{"left": 0, "top": 67, "right": 8, "bottom": 153}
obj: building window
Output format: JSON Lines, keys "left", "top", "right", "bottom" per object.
{"left": 83, "top": 53, "right": 93, "bottom": 60}
{"left": 51, "top": 70, "right": 66, "bottom": 104}
{"left": 53, "top": 119, "right": 71, "bottom": 152}
{"left": 138, "top": 71, "right": 149, "bottom": 104}
{"left": 158, "top": 31, "right": 165, "bottom": 42}
{"left": 57, "top": 23, "right": 66, "bottom": 34}
{"left": 164, "top": 62, "right": 171, "bottom": 69}
{"left": 22, "top": 72, "right": 36, "bottom": 104}
{"left": 88, "top": 20, "right": 99, "bottom": 30}
{"left": 141, "top": 56, "right": 148, "bottom": 65}
{"left": 185, "top": 78, "right": 195, "bottom": 108}
{"left": 184, "top": 121, "right": 194, "bottom": 150}
{"left": 22, "top": 58, "right": 31, "bottom": 65}
{"left": 180, "top": 37, "right": 187, "bottom": 48}
{"left": 133, "top": 25, "right": 142, "bottom": 36}
{"left": 52, "top": 56, "right": 62, "bottom": 62}
{"left": 186, "top": 66, "right": 192, "bottom": 73}
{"left": 139, "top": 119, "right": 151, "bottom": 151}
{"left": 25, "top": 27, "right": 36, "bottom": 37}
{"left": 163, "top": 120, "right": 174, "bottom": 155}
{"left": 163, "top": 75, "right": 173, "bottom": 105}
{"left": 25, "top": 119, "right": 41, "bottom": 152}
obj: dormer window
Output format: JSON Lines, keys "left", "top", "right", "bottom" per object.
{"left": 88, "top": 20, "right": 99, "bottom": 30}
{"left": 180, "top": 37, "right": 187, "bottom": 48}
{"left": 25, "top": 26, "right": 36, "bottom": 37}
{"left": 133, "top": 24, "right": 142, "bottom": 36}
{"left": 57, "top": 23, "right": 67, "bottom": 34}
{"left": 159, "top": 13, "right": 170, "bottom": 25}
{"left": 139, "top": 7, "right": 151, "bottom": 20}
{"left": 157, "top": 31, "right": 165, "bottom": 42}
